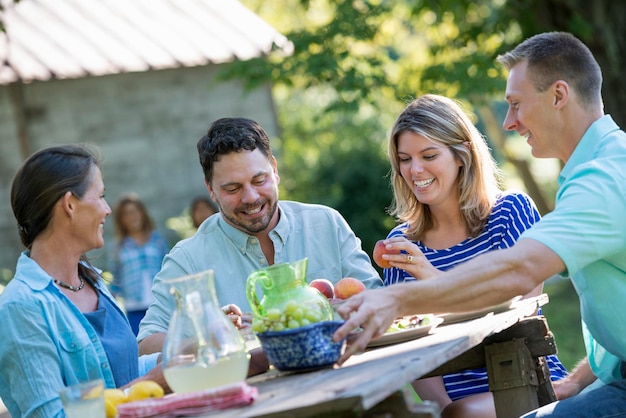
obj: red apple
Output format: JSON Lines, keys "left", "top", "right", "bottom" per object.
{"left": 372, "top": 239, "right": 400, "bottom": 269}
{"left": 310, "top": 278, "right": 335, "bottom": 299}
{"left": 335, "top": 277, "right": 366, "bottom": 299}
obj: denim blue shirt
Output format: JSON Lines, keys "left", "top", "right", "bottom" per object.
{"left": 138, "top": 200, "right": 383, "bottom": 342}
{"left": 0, "top": 252, "right": 159, "bottom": 418}
{"left": 522, "top": 115, "right": 626, "bottom": 383}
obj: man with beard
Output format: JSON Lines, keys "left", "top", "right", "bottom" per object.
{"left": 138, "top": 117, "right": 382, "bottom": 361}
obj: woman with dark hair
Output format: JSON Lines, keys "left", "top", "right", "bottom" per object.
{"left": 190, "top": 195, "right": 218, "bottom": 229}
{"left": 108, "top": 193, "right": 169, "bottom": 335}
{"left": 0, "top": 144, "right": 167, "bottom": 418}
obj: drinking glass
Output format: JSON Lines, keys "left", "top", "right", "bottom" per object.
{"left": 59, "top": 379, "right": 105, "bottom": 418}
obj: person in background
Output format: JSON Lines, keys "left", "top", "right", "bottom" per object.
{"left": 0, "top": 144, "right": 167, "bottom": 418}
{"left": 108, "top": 193, "right": 170, "bottom": 335}
{"left": 380, "top": 94, "right": 567, "bottom": 417}
{"left": 190, "top": 195, "right": 218, "bottom": 229}
{"left": 138, "top": 117, "right": 383, "bottom": 362}
{"left": 334, "top": 31, "right": 626, "bottom": 418}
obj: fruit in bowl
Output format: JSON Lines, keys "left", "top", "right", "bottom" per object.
{"left": 251, "top": 300, "right": 332, "bottom": 333}
{"left": 310, "top": 278, "right": 335, "bottom": 299}
{"left": 334, "top": 277, "right": 366, "bottom": 299}
{"left": 256, "top": 320, "right": 347, "bottom": 372}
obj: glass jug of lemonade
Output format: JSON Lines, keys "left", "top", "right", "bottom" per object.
{"left": 161, "top": 270, "right": 250, "bottom": 394}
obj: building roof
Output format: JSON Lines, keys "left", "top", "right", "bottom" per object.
{"left": 0, "top": 0, "right": 292, "bottom": 85}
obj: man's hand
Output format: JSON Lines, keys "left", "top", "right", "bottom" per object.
{"left": 222, "top": 304, "right": 246, "bottom": 329}
{"left": 332, "top": 287, "right": 402, "bottom": 364}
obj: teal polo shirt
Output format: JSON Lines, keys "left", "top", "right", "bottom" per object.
{"left": 521, "top": 115, "right": 626, "bottom": 383}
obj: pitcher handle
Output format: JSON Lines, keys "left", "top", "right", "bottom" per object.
{"left": 246, "top": 270, "right": 270, "bottom": 318}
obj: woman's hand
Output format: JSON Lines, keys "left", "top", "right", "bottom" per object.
{"left": 122, "top": 363, "right": 172, "bottom": 394}
{"left": 381, "top": 237, "right": 440, "bottom": 280}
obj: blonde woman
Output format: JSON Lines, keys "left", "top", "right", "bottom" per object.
{"left": 381, "top": 94, "right": 567, "bottom": 418}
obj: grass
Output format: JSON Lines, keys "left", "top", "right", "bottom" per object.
{"left": 541, "top": 278, "right": 586, "bottom": 371}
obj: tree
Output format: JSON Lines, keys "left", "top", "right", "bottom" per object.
{"left": 232, "top": 0, "right": 523, "bottom": 252}
{"left": 235, "top": 0, "right": 625, "bottom": 221}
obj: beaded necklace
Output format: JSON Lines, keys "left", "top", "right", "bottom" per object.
{"left": 54, "top": 276, "right": 85, "bottom": 292}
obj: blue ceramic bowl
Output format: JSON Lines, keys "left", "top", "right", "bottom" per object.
{"left": 256, "top": 320, "right": 346, "bottom": 372}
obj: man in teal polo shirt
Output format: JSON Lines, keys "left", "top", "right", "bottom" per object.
{"left": 334, "top": 32, "right": 626, "bottom": 417}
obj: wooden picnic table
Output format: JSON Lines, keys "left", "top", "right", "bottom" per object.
{"left": 205, "top": 294, "right": 557, "bottom": 418}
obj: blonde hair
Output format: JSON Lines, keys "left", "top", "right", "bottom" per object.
{"left": 388, "top": 94, "right": 502, "bottom": 240}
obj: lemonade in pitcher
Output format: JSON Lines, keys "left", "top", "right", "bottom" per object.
{"left": 161, "top": 270, "right": 250, "bottom": 394}
{"left": 163, "top": 351, "right": 250, "bottom": 393}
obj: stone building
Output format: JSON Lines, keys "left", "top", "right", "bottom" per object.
{"left": 0, "top": 0, "right": 291, "bottom": 275}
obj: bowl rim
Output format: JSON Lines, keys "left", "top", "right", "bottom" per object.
{"left": 256, "top": 320, "right": 346, "bottom": 338}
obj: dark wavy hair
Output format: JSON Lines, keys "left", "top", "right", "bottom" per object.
{"left": 197, "top": 117, "right": 273, "bottom": 184}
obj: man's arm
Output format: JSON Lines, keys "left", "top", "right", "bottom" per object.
{"left": 139, "top": 333, "right": 166, "bottom": 356}
{"left": 334, "top": 238, "right": 566, "bottom": 363}
{"left": 553, "top": 357, "right": 596, "bottom": 400}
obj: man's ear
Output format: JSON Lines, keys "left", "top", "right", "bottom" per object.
{"left": 205, "top": 178, "right": 216, "bottom": 202}
{"left": 553, "top": 80, "right": 569, "bottom": 109}
{"left": 271, "top": 155, "right": 280, "bottom": 185}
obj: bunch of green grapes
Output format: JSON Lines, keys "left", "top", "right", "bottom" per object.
{"left": 252, "top": 300, "right": 329, "bottom": 333}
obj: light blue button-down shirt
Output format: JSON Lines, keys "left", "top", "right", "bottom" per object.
{"left": 0, "top": 253, "right": 159, "bottom": 418}
{"left": 522, "top": 115, "right": 626, "bottom": 383}
{"left": 138, "top": 200, "right": 383, "bottom": 342}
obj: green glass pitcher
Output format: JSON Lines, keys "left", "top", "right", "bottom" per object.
{"left": 246, "top": 258, "right": 333, "bottom": 333}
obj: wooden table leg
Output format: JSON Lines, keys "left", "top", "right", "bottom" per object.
{"left": 485, "top": 339, "right": 539, "bottom": 418}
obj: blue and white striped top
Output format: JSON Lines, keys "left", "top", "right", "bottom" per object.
{"left": 383, "top": 191, "right": 568, "bottom": 400}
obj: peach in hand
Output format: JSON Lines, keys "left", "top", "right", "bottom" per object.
{"left": 310, "top": 278, "right": 335, "bottom": 299}
{"left": 372, "top": 240, "right": 400, "bottom": 269}
{"left": 335, "top": 277, "right": 366, "bottom": 299}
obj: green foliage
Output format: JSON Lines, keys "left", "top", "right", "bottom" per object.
{"left": 272, "top": 85, "right": 398, "bottom": 262}
{"left": 0, "top": 0, "right": 21, "bottom": 32}
{"left": 295, "top": 122, "right": 396, "bottom": 261}
{"left": 235, "top": 0, "right": 531, "bottom": 263}
{"left": 221, "top": 0, "right": 396, "bottom": 113}
{"left": 165, "top": 211, "right": 196, "bottom": 241}
{"left": 542, "top": 279, "right": 585, "bottom": 372}
{"left": 0, "top": 268, "right": 13, "bottom": 290}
